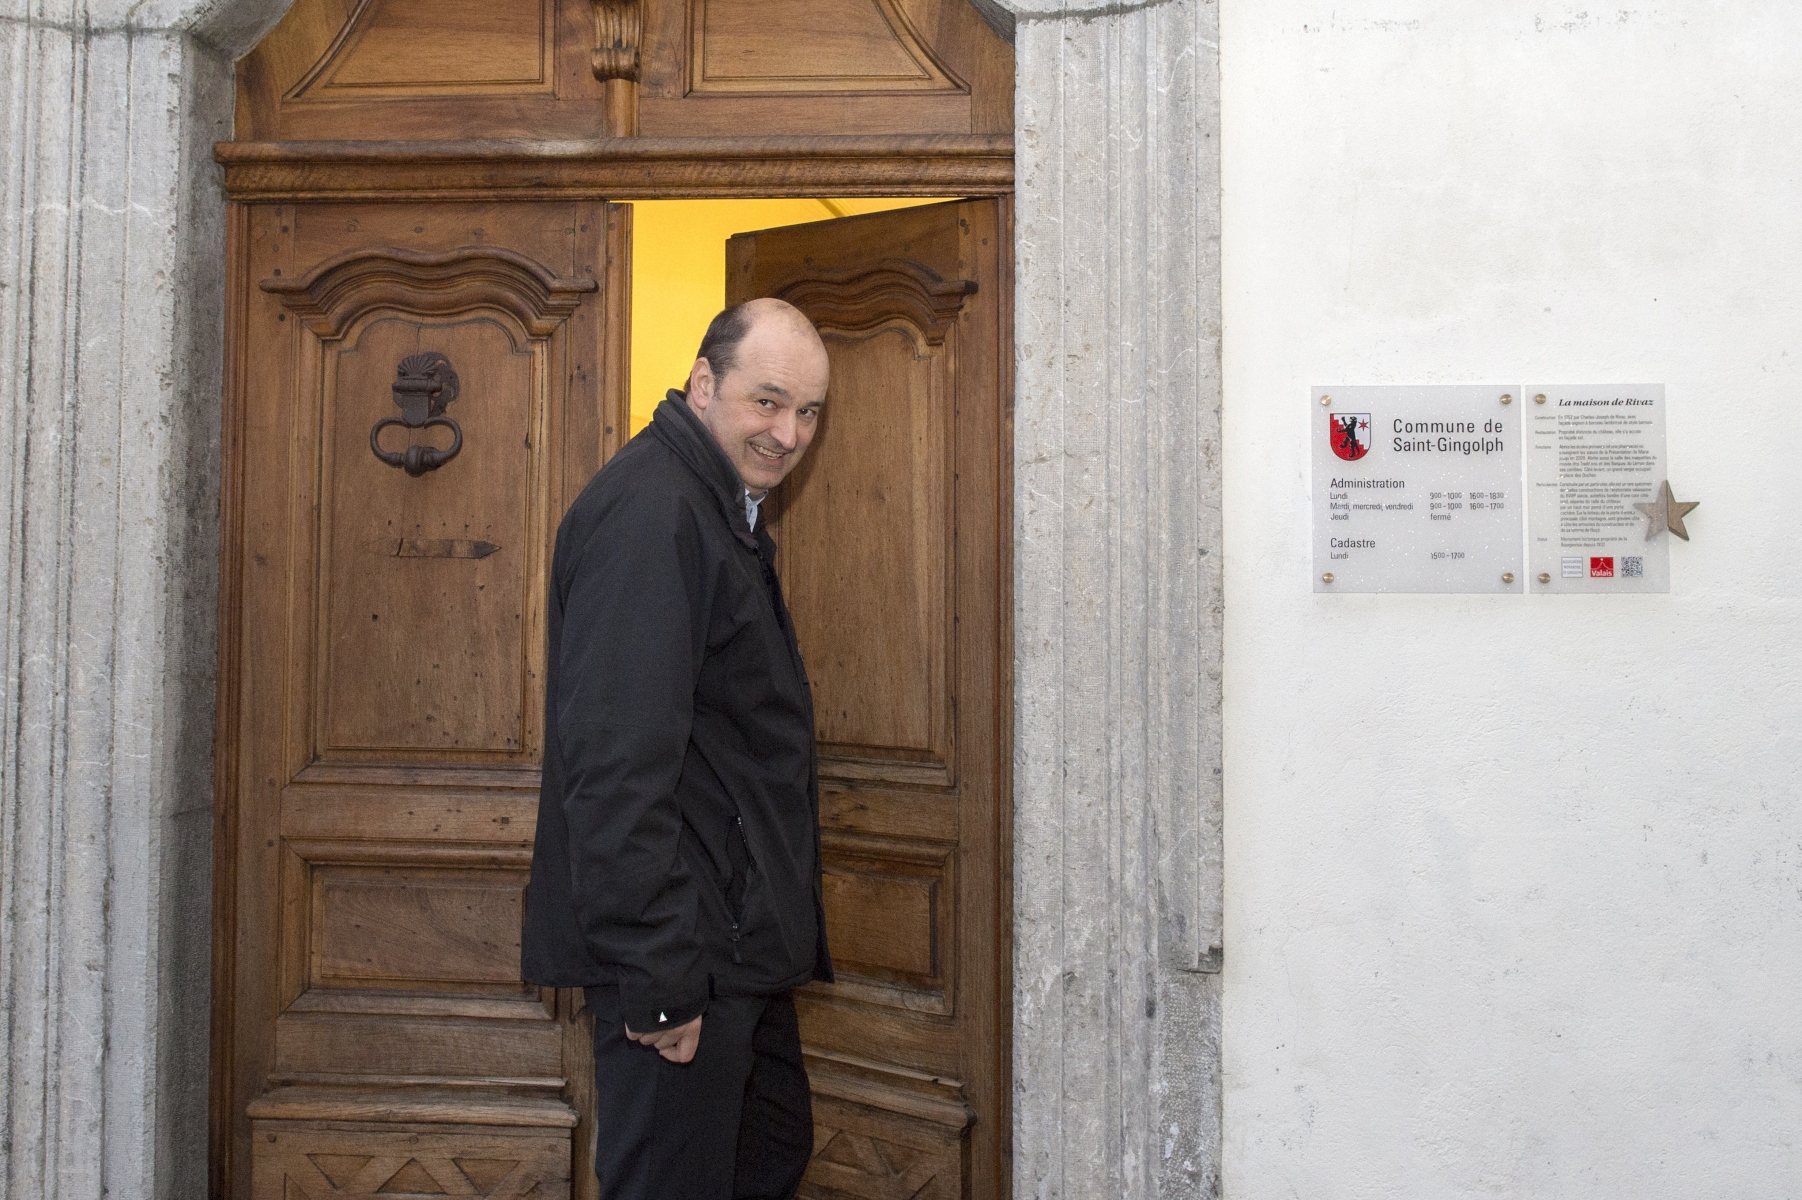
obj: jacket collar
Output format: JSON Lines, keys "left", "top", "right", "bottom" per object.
{"left": 649, "top": 390, "right": 758, "bottom": 547}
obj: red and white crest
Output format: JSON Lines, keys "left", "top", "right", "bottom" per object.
{"left": 1329, "top": 412, "right": 1371, "bottom": 461}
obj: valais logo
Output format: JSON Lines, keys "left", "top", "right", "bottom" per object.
{"left": 1329, "top": 413, "right": 1372, "bottom": 461}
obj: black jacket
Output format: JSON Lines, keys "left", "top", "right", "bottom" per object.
{"left": 522, "top": 392, "right": 832, "bottom": 1033}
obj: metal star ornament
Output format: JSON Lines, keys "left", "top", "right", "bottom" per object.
{"left": 1633, "top": 480, "right": 1700, "bottom": 541}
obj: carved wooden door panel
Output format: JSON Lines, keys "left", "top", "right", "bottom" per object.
{"left": 215, "top": 202, "right": 629, "bottom": 1199}
{"left": 728, "top": 201, "right": 1011, "bottom": 1200}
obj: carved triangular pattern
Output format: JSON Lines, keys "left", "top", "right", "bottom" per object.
{"left": 283, "top": 1154, "right": 412, "bottom": 1196}
{"left": 285, "top": 1151, "right": 545, "bottom": 1198}
{"left": 375, "top": 1158, "right": 446, "bottom": 1195}
{"left": 805, "top": 1128, "right": 942, "bottom": 1200}
{"left": 308, "top": 1155, "right": 374, "bottom": 1189}
{"left": 453, "top": 1159, "right": 522, "bottom": 1192}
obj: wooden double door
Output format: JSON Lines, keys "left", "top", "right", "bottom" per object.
{"left": 214, "top": 196, "right": 1010, "bottom": 1199}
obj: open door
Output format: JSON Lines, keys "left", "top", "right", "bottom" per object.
{"left": 729, "top": 201, "right": 1012, "bottom": 1200}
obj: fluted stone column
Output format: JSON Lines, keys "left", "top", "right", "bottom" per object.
{"left": 996, "top": 1, "right": 1224, "bottom": 1196}
{"left": 0, "top": 1, "right": 282, "bottom": 1195}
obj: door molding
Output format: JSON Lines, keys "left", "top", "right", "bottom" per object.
{"left": 772, "top": 258, "right": 976, "bottom": 346}
{"left": 210, "top": 156, "right": 1016, "bottom": 1196}
{"left": 215, "top": 136, "right": 1013, "bottom": 202}
{"left": 262, "top": 246, "right": 599, "bottom": 338}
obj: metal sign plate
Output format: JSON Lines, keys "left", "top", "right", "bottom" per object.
{"left": 1312, "top": 385, "right": 1524, "bottom": 593}
{"left": 1526, "top": 384, "right": 1669, "bottom": 593}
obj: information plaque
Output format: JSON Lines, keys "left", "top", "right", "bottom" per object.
{"left": 1312, "top": 385, "right": 1523, "bottom": 593}
{"left": 1526, "top": 384, "right": 1668, "bottom": 593}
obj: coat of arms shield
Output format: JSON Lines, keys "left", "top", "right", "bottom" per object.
{"left": 1329, "top": 412, "right": 1372, "bottom": 462}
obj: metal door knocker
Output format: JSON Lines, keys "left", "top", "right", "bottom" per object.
{"left": 371, "top": 352, "right": 462, "bottom": 476}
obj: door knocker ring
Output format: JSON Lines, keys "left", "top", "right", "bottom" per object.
{"left": 371, "top": 351, "right": 463, "bottom": 476}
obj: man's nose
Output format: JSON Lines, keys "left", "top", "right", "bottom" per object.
{"left": 770, "top": 409, "right": 798, "bottom": 449}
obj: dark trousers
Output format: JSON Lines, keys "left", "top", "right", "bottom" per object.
{"left": 586, "top": 986, "right": 813, "bottom": 1200}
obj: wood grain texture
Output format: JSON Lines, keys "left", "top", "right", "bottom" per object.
{"left": 801, "top": 1054, "right": 971, "bottom": 1200}
{"left": 215, "top": 136, "right": 1014, "bottom": 201}
{"left": 250, "top": 1119, "right": 572, "bottom": 1199}
{"left": 235, "top": 0, "right": 1009, "bottom": 142}
{"left": 290, "top": 0, "right": 555, "bottom": 97}
{"left": 211, "top": 197, "right": 255, "bottom": 1200}
{"left": 264, "top": 246, "right": 597, "bottom": 338}
{"left": 310, "top": 866, "right": 527, "bottom": 989}
{"left": 259, "top": 242, "right": 598, "bottom": 767}
{"left": 803, "top": 1111, "right": 959, "bottom": 1200}
{"left": 275, "top": 1013, "right": 564, "bottom": 1079}
{"left": 249, "top": 1088, "right": 579, "bottom": 1126}
{"left": 214, "top": 202, "right": 618, "bottom": 1199}
{"left": 688, "top": 0, "right": 964, "bottom": 94}
{"left": 784, "top": 319, "right": 952, "bottom": 773}
{"left": 820, "top": 836, "right": 955, "bottom": 1003}
{"left": 640, "top": 0, "right": 1009, "bottom": 136}
{"left": 237, "top": 0, "right": 607, "bottom": 141}
{"left": 590, "top": 0, "right": 643, "bottom": 82}
{"left": 321, "top": 314, "right": 535, "bottom": 755}
{"left": 820, "top": 781, "right": 957, "bottom": 843}
{"left": 216, "top": 8, "right": 1016, "bottom": 1193}
{"left": 731, "top": 199, "right": 1009, "bottom": 1200}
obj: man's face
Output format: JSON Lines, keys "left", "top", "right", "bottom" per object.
{"left": 687, "top": 310, "right": 830, "bottom": 494}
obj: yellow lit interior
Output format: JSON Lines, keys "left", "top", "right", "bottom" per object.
{"left": 627, "top": 198, "right": 950, "bottom": 434}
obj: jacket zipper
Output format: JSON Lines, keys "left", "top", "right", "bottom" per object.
{"left": 728, "top": 815, "right": 756, "bottom": 965}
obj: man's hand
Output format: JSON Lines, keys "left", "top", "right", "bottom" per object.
{"left": 625, "top": 1014, "right": 702, "bottom": 1063}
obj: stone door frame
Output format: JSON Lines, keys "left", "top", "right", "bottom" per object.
{"left": 0, "top": 1, "right": 1220, "bottom": 1196}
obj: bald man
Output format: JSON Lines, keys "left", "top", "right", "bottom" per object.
{"left": 523, "top": 299, "right": 835, "bottom": 1199}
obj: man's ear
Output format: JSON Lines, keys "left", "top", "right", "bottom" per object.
{"left": 687, "top": 357, "right": 715, "bottom": 411}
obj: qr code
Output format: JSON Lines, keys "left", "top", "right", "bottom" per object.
{"left": 1622, "top": 556, "right": 1643, "bottom": 578}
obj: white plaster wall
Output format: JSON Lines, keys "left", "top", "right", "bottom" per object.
{"left": 1222, "top": 3, "right": 1802, "bottom": 1197}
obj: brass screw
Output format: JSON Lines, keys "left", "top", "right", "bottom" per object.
{"left": 1538, "top": 572, "right": 1551, "bottom": 583}
{"left": 1534, "top": 393, "right": 1547, "bottom": 405}
{"left": 1500, "top": 393, "right": 1513, "bottom": 405}
{"left": 1321, "top": 572, "right": 1335, "bottom": 584}
{"left": 1320, "top": 394, "right": 1331, "bottom": 406}
{"left": 1502, "top": 572, "right": 1515, "bottom": 584}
